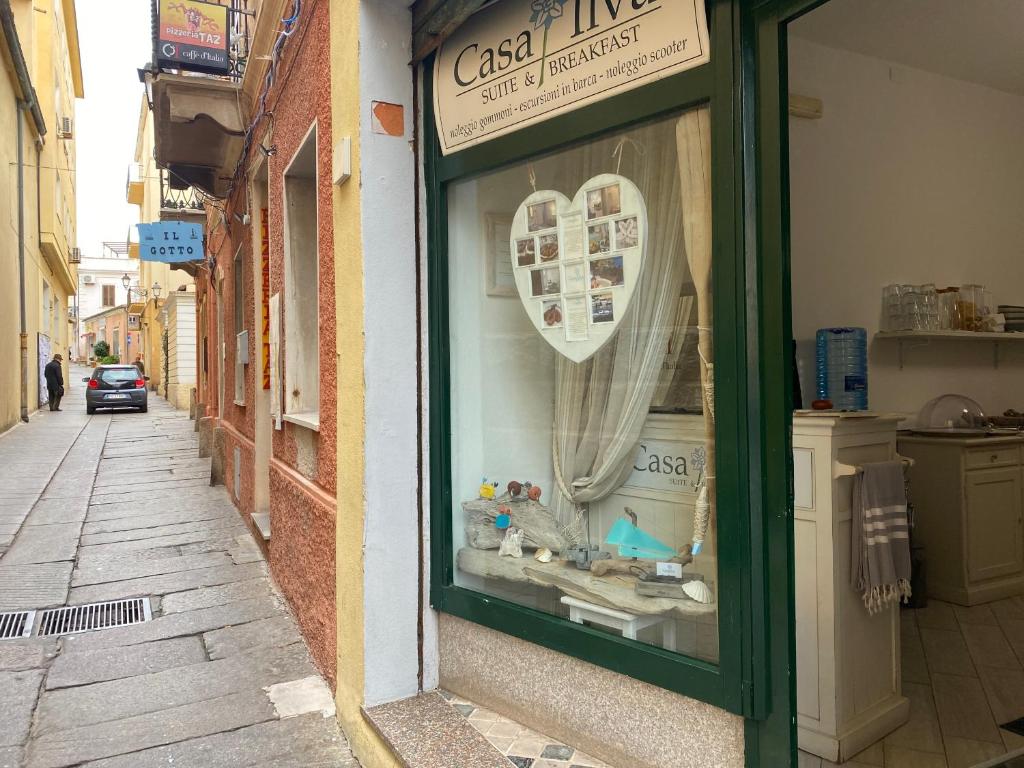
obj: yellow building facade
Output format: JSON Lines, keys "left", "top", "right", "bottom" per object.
{"left": 127, "top": 95, "right": 196, "bottom": 409}
{"left": 0, "top": 0, "right": 82, "bottom": 432}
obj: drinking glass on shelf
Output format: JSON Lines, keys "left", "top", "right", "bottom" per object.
{"left": 937, "top": 288, "right": 956, "bottom": 330}
{"left": 882, "top": 284, "right": 903, "bottom": 331}
{"left": 901, "top": 285, "right": 924, "bottom": 330}
{"left": 960, "top": 284, "right": 983, "bottom": 331}
{"left": 920, "top": 284, "right": 938, "bottom": 330}
{"left": 949, "top": 289, "right": 963, "bottom": 330}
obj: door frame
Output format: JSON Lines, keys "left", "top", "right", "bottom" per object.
{"left": 741, "top": 0, "right": 837, "bottom": 764}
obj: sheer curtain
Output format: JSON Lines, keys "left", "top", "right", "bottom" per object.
{"left": 676, "top": 108, "right": 714, "bottom": 551}
{"left": 550, "top": 106, "right": 712, "bottom": 537}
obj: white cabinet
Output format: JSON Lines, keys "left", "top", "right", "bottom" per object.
{"left": 898, "top": 436, "right": 1024, "bottom": 605}
{"left": 794, "top": 415, "right": 909, "bottom": 763}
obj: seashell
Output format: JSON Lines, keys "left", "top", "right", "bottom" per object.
{"left": 534, "top": 547, "right": 552, "bottom": 563}
{"left": 527, "top": 485, "right": 542, "bottom": 501}
{"left": 682, "top": 580, "right": 713, "bottom": 604}
{"left": 507, "top": 481, "right": 523, "bottom": 497}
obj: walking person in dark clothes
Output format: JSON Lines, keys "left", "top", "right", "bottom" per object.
{"left": 44, "top": 353, "right": 64, "bottom": 412}
{"left": 134, "top": 355, "right": 145, "bottom": 375}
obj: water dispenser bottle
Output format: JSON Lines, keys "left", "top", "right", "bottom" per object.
{"left": 815, "top": 327, "right": 868, "bottom": 410}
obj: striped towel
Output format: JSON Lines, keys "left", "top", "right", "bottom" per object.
{"left": 851, "top": 461, "right": 912, "bottom": 614}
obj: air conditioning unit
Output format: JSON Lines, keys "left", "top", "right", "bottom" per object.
{"left": 69, "top": 247, "right": 81, "bottom": 264}
{"left": 58, "top": 116, "right": 73, "bottom": 139}
{"left": 82, "top": 274, "right": 94, "bottom": 284}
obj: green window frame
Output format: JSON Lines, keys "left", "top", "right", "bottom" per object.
{"left": 424, "top": 1, "right": 791, "bottom": 747}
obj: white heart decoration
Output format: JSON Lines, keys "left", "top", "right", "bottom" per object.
{"left": 509, "top": 174, "right": 647, "bottom": 363}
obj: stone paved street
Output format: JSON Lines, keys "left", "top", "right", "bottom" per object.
{"left": 0, "top": 368, "right": 357, "bottom": 768}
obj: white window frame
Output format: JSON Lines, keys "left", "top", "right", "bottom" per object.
{"left": 233, "top": 243, "right": 247, "bottom": 406}
{"left": 281, "top": 121, "right": 320, "bottom": 431}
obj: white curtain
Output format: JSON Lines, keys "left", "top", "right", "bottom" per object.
{"left": 551, "top": 106, "right": 712, "bottom": 533}
{"left": 677, "top": 108, "right": 715, "bottom": 550}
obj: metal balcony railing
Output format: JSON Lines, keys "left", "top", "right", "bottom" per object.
{"left": 160, "top": 169, "right": 205, "bottom": 213}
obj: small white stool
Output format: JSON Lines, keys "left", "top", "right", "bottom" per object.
{"left": 560, "top": 596, "right": 676, "bottom": 651}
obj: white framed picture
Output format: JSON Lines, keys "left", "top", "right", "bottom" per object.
{"left": 485, "top": 213, "right": 516, "bottom": 298}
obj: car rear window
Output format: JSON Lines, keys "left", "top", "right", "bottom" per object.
{"left": 98, "top": 368, "right": 140, "bottom": 384}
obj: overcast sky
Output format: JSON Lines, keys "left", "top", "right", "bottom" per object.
{"left": 75, "top": 0, "right": 152, "bottom": 258}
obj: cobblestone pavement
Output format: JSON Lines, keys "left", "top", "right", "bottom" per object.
{"left": 0, "top": 367, "right": 357, "bottom": 768}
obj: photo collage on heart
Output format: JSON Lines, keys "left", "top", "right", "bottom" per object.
{"left": 511, "top": 174, "right": 646, "bottom": 362}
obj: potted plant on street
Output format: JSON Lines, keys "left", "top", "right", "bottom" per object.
{"left": 92, "top": 341, "right": 109, "bottom": 368}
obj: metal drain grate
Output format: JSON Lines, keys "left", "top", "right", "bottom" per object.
{"left": 0, "top": 610, "right": 35, "bottom": 639}
{"left": 36, "top": 598, "right": 152, "bottom": 637}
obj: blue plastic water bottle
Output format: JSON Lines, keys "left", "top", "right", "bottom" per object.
{"left": 815, "top": 327, "right": 868, "bottom": 410}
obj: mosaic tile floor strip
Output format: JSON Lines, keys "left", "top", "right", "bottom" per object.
{"left": 440, "top": 690, "right": 612, "bottom": 768}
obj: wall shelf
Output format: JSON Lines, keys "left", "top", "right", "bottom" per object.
{"left": 875, "top": 330, "right": 1024, "bottom": 369}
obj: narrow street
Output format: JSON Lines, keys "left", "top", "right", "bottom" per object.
{"left": 0, "top": 369, "right": 357, "bottom": 768}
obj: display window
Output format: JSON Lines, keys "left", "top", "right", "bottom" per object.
{"left": 446, "top": 107, "right": 720, "bottom": 663}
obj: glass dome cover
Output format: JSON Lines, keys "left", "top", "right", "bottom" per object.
{"left": 916, "top": 394, "right": 988, "bottom": 433}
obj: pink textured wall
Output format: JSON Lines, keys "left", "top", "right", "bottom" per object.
{"left": 265, "top": 0, "right": 336, "bottom": 495}
{"left": 222, "top": 425, "right": 256, "bottom": 520}
{"left": 270, "top": 461, "right": 337, "bottom": 685}
{"left": 263, "top": 0, "right": 336, "bottom": 685}
{"left": 196, "top": 0, "right": 336, "bottom": 686}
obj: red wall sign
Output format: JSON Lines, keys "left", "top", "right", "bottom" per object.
{"left": 261, "top": 209, "right": 271, "bottom": 390}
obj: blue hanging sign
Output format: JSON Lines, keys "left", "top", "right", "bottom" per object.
{"left": 137, "top": 221, "right": 205, "bottom": 263}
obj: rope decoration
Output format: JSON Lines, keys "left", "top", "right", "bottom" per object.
{"left": 692, "top": 476, "right": 712, "bottom": 555}
{"left": 611, "top": 137, "right": 645, "bottom": 175}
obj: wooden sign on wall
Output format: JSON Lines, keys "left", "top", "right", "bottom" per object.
{"left": 433, "top": 0, "right": 710, "bottom": 154}
{"left": 260, "top": 209, "right": 270, "bottom": 390}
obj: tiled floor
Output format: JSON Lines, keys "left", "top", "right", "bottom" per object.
{"left": 440, "top": 691, "right": 612, "bottom": 768}
{"left": 800, "top": 597, "right": 1024, "bottom": 768}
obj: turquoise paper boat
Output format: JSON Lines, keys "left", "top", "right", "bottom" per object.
{"left": 605, "top": 518, "right": 676, "bottom": 560}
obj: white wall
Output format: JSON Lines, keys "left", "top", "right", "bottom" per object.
{"left": 358, "top": 0, "right": 420, "bottom": 708}
{"left": 789, "top": 38, "right": 1024, "bottom": 419}
{"left": 77, "top": 257, "right": 137, "bottom": 331}
{"left": 166, "top": 291, "right": 196, "bottom": 410}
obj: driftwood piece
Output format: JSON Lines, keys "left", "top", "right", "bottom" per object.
{"left": 456, "top": 547, "right": 715, "bottom": 618}
{"left": 463, "top": 495, "right": 567, "bottom": 553}
{"left": 589, "top": 545, "right": 694, "bottom": 578}
{"left": 588, "top": 558, "right": 645, "bottom": 578}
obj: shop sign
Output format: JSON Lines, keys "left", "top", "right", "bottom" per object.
{"left": 137, "top": 222, "right": 205, "bottom": 263}
{"left": 157, "top": 0, "right": 230, "bottom": 75}
{"left": 433, "top": 0, "right": 710, "bottom": 155}
{"left": 624, "top": 438, "right": 705, "bottom": 494}
{"left": 260, "top": 210, "right": 270, "bottom": 390}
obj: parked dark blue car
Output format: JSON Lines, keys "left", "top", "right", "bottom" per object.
{"left": 83, "top": 365, "right": 149, "bottom": 414}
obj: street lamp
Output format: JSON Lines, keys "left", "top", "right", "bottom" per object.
{"left": 149, "top": 283, "right": 162, "bottom": 389}
{"left": 121, "top": 273, "right": 131, "bottom": 362}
